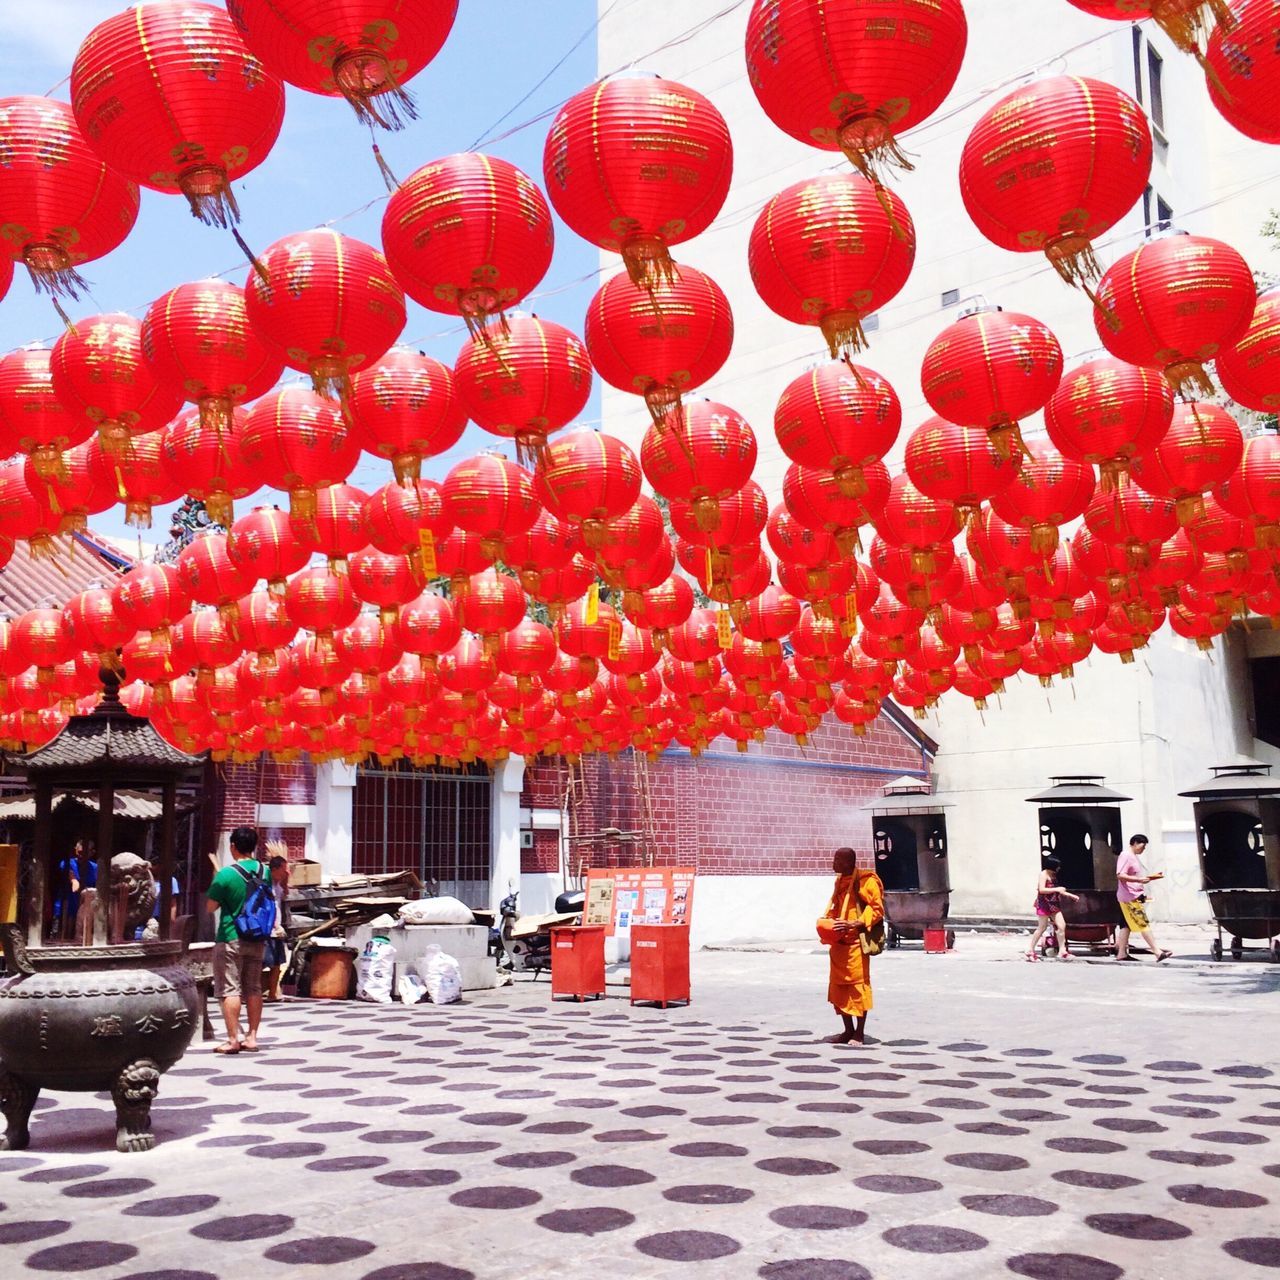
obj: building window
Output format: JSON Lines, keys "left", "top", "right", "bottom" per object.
{"left": 1156, "top": 195, "right": 1173, "bottom": 232}
{"left": 1132, "top": 26, "right": 1144, "bottom": 105}
{"left": 1250, "top": 656, "right": 1280, "bottom": 749}
{"left": 1147, "top": 44, "right": 1165, "bottom": 131}
{"left": 1143, "top": 184, "right": 1152, "bottom": 230}
{"left": 941, "top": 288, "right": 959, "bottom": 308}
{"left": 863, "top": 312, "right": 880, "bottom": 333}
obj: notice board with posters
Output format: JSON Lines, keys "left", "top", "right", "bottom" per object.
{"left": 582, "top": 866, "right": 696, "bottom": 937}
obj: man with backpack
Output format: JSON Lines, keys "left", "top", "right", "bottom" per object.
{"left": 206, "top": 827, "right": 276, "bottom": 1055}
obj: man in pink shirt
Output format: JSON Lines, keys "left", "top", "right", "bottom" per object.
{"left": 1115, "top": 833, "right": 1172, "bottom": 963}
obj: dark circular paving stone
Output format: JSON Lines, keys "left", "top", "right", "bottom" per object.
{"left": 1001, "top": 1109, "right": 1063, "bottom": 1124}
{"left": 1149, "top": 1149, "right": 1235, "bottom": 1167}
{"left": 769, "top": 1205, "right": 868, "bottom": 1231}
{"left": 25, "top": 1242, "right": 139, "bottom": 1273}
{"left": 941, "top": 1042, "right": 988, "bottom": 1052}
{"left": 197, "top": 1135, "right": 265, "bottom": 1148}
{"left": 882, "top": 1225, "right": 988, "bottom": 1254}
{"left": 1265, "top": 1165, "right": 1280, "bottom": 1178}
{"left": 593, "top": 1129, "right": 666, "bottom": 1143}
{"left": 191, "top": 1214, "right": 295, "bottom": 1241}
{"left": 852, "top": 1139, "right": 930, "bottom": 1157}
{"left": 536, "top": 1207, "right": 636, "bottom": 1236}
{"left": 300, "top": 1121, "right": 366, "bottom": 1134}
{"left": 1216, "top": 1065, "right": 1273, "bottom": 1078}
{"left": 124, "top": 1195, "right": 220, "bottom": 1217}
{"left": 345, "top": 1096, "right": 409, "bottom": 1108}
{"left": 360, "top": 1266, "right": 475, "bottom": 1280}
{"left": 571, "top": 1164, "right": 656, "bottom": 1188}
{"left": 768, "top": 1125, "right": 840, "bottom": 1139}
{"left": 1148, "top": 1060, "right": 1201, "bottom": 1072}
{"left": 958, "top": 1122, "right": 1028, "bottom": 1137}
{"left": 0, "top": 1221, "right": 70, "bottom": 1244}
{"left": 961, "top": 1194, "right": 1058, "bottom": 1217}
{"left": 1052, "top": 1170, "right": 1142, "bottom": 1190}
{"left": 306, "top": 1156, "right": 388, "bottom": 1173}
{"left": 61, "top": 1178, "right": 155, "bottom": 1198}
{"left": 1224, "top": 1238, "right": 1280, "bottom": 1268}
{"left": 248, "top": 1110, "right": 310, "bottom": 1123}
{"left": 1075, "top": 1054, "right": 1126, "bottom": 1065}
{"left": 245, "top": 1142, "right": 327, "bottom": 1160}
{"left": 671, "top": 1142, "right": 748, "bottom": 1158}
{"left": 1046, "top": 1137, "right": 1123, "bottom": 1155}
{"left": 1152, "top": 1105, "right": 1218, "bottom": 1119}
{"left": 449, "top": 1185, "right": 542, "bottom": 1211}
{"left": 263, "top": 1237, "right": 376, "bottom": 1265}
{"left": 692, "top": 1115, "right": 756, "bottom": 1127}
{"left": 635, "top": 1231, "right": 741, "bottom": 1262}
{"left": 1094, "top": 1117, "right": 1165, "bottom": 1134}
{"left": 1194, "top": 1129, "right": 1269, "bottom": 1145}
{"left": 116, "top": 1272, "right": 217, "bottom": 1280}
{"left": 874, "top": 1110, "right": 943, "bottom": 1125}
{"left": 425, "top": 1141, "right": 500, "bottom": 1155}
{"left": 622, "top": 1105, "right": 684, "bottom": 1118}
{"left": 946, "top": 1153, "right": 1029, "bottom": 1172}
{"left": 855, "top": 1175, "right": 942, "bottom": 1195}
{"left": 1169, "top": 1183, "right": 1269, "bottom": 1209}
{"left": 798, "top": 1103, "right": 862, "bottom": 1116}
{"left": 1085, "top": 1213, "right": 1192, "bottom": 1242}
{"left": 993, "top": 1088, "right": 1052, "bottom": 1100}
{"left": 359, "top": 1130, "right": 430, "bottom": 1145}
{"left": 302, "top": 1088, "right": 358, "bottom": 1099}
{"left": 495, "top": 1151, "right": 576, "bottom": 1169}
{"left": 758, "top": 1262, "right": 871, "bottom": 1280}
{"left": 20, "top": 1164, "right": 109, "bottom": 1183}
{"left": 1007, "top": 1252, "right": 1123, "bottom": 1280}
{"left": 663, "top": 1184, "right": 754, "bottom": 1205}
{"left": 925, "top": 1097, "right": 989, "bottom": 1111}
{"left": 461, "top": 1111, "right": 528, "bottom": 1127}
{"left": 526, "top": 1120, "right": 591, "bottom": 1135}
{"left": 756, "top": 1156, "right": 840, "bottom": 1176}
{"left": 373, "top": 1169, "right": 460, "bottom": 1189}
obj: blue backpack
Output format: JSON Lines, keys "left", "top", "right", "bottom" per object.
{"left": 231, "top": 863, "right": 276, "bottom": 941}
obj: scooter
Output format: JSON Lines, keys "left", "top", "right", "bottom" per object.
{"left": 496, "top": 890, "right": 583, "bottom": 975}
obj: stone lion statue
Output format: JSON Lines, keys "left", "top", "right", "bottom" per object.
{"left": 111, "top": 853, "right": 157, "bottom": 935}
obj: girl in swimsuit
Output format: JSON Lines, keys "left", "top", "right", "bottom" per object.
{"left": 1025, "top": 855, "right": 1080, "bottom": 962}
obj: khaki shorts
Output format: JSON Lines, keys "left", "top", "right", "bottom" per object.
{"left": 1119, "top": 899, "right": 1150, "bottom": 932}
{"left": 214, "top": 939, "right": 265, "bottom": 999}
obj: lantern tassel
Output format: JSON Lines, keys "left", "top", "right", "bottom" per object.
{"left": 330, "top": 46, "right": 419, "bottom": 131}
{"left": 819, "top": 310, "right": 869, "bottom": 363}
{"left": 621, "top": 234, "right": 679, "bottom": 292}
{"left": 834, "top": 465, "right": 868, "bottom": 499}
{"left": 371, "top": 142, "right": 402, "bottom": 193}
{"left": 1097, "top": 458, "right": 1131, "bottom": 493}
{"left": 23, "top": 247, "right": 89, "bottom": 300}
{"left": 1164, "top": 359, "right": 1216, "bottom": 399}
{"left": 1151, "top": 0, "right": 1236, "bottom": 52}
{"left": 836, "top": 116, "right": 913, "bottom": 237}
{"left": 989, "top": 420, "right": 1032, "bottom": 461}
{"left": 180, "top": 169, "right": 242, "bottom": 228}
{"left": 644, "top": 384, "right": 683, "bottom": 427}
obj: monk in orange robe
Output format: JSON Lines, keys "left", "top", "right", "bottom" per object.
{"left": 816, "top": 847, "right": 884, "bottom": 1045}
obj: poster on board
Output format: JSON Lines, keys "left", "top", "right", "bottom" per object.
{"left": 582, "top": 866, "right": 695, "bottom": 937}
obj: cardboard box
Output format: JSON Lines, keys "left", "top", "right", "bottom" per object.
{"left": 290, "top": 859, "right": 323, "bottom": 888}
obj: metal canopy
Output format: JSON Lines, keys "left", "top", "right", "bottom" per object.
{"left": 1026, "top": 774, "right": 1133, "bottom": 806}
{"left": 862, "top": 774, "right": 949, "bottom": 814}
{"left": 1178, "top": 756, "right": 1280, "bottom": 800}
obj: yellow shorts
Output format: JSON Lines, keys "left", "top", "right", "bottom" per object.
{"left": 1120, "top": 899, "right": 1149, "bottom": 931}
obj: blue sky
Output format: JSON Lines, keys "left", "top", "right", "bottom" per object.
{"left": 0, "top": 1, "right": 602, "bottom": 542}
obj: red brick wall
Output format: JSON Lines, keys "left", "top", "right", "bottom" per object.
{"left": 523, "top": 829, "right": 560, "bottom": 875}
{"left": 259, "top": 825, "right": 308, "bottom": 861}
{"left": 522, "top": 713, "right": 928, "bottom": 877}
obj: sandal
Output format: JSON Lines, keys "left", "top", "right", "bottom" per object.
{"left": 1156, "top": 950, "right": 1173, "bottom": 963}
{"left": 1024, "top": 951, "right": 1040, "bottom": 962}
{"left": 213, "top": 1042, "right": 241, "bottom": 1055}
{"left": 1057, "top": 953, "right": 1074, "bottom": 962}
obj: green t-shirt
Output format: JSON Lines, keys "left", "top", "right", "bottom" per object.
{"left": 207, "top": 859, "right": 264, "bottom": 943}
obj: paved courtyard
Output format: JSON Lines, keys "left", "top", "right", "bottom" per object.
{"left": 2, "top": 937, "right": 1278, "bottom": 1280}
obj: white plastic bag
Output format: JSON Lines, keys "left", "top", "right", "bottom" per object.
{"left": 414, "top": 942, "right": 462, "bottom": 1004}
{"left": 356, "top": 935, "right": 396, "bottom": 1003}
{"left": 396, "top": 972, "right": 428, "bottom": 1005}
{"left": 398, "top": 896, "right": 474, "bottom": 926}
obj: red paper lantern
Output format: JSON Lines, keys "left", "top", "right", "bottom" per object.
{"left": 335, "top": 612, "right": 402, "bottom": 679}
{"left": 295, "top": 634, "right": 353, "bottom": 700}
{"left": 1205, "top": 0, "right": 1280, "bottom": 142}
{"left": 238, "top": 648, "right": 299, "bottom": 713}
{"left": 457, "top": 570, "right": 526, "bottom": 641}
{"left": 921, "top": 307, "right": 1063, "bottom": 458}
{"left": 142, "top": 280, "right": 284, "bottom": 432}
{"left": 774, "top": 361, "right": 901, "bottom": 499}
{"left": 626, "top": 577, "right": 694, "bottom": 647}
{"left": 904, "top": 416, "right": 1021, "bottom": 520}
{"left": 454, "top": 314, "right": 591, "bottom": 460}
{"left": 1044, "top": 357, "right": 1174, "bottom": 484}
{"left": 438, "top": 633, "right": 497, "bottom": 702}
{"left": 736, "top": 585, "right": 801, "bottom": 658}
{"left": 641, "top": 399, "right": 758, "bottom": 531}
{"left": 396, "top": 591, "right": 461, "bottom": 666}
{"left": 1093, "top": 233, "right": 1255, "bottom": 397}
{"left": 227, "top": 0, "right": 457, "bottom": 129}
{"left": 1065, "top": 0, "right": 1237, "bottom": 54}
{"left": 64, "top": 587, "right": 133, "bottom": 664}
{"left": 990, "top": 439, "right": 1096, "bottom": 556}
{"left": 585, "top": 266, "right": 733, "bottom": 424}
{"left": 228, "top": 505, "right": 310, "bottom": 596}
{"left": 292, "top": 483, "right": 369, "bottom": 568}
{"left": 71, "top": 1, "right": 285, "bottom": 225}
{"left": 11, "top": 610, "right": 74, "bottom": 682}
{"left": 750, "top": 173, "right": 915, "bottom": 360}
{"left": 112, "top": 563, "right": 190, "bottom": 638}
{"left": 181, "top": 610, "right": 243, "bottom": 682}
{"left": 346, "top": 348, "right": 467, "bottom": 485}
{"left": 960, "top": 76, "right": 1151, "bottom": 292}
{"left": 50, "top": 313, "right": 182, "bottom": 458}
{"left": 24, "top": 442, "right": 115, "bottom": 535}
{"left": 363, "top": 477, "right": 453, "bottom": 555}
{"left": 0, "top": 347, "right": 91, "bottom": 480}
{"left": 177, "top": 532, "right": 256, "bottom": 619}
{"left": 381, "top": 153, "right": 553, "bottom": 334}
{"left": 245, "top": 229, "right": 405, "bottom": 401}
{"left": 90, "top": 430, "right": 184, "bottom": 528}
{"left": 876, "top": 473, "right": 962, "bottom": 569}
{"left": 1218, "top": 433, "right": 1280, "bottom": 546}
{"left": 1084, "top": 480, "right": 1178, "bottom": 567}
{"left": 670, "top": 481, "right": 768, "bottom": 553}
{"left": 442, "top": 453, "right": 541, "bottom": 559}
{"left": 240, "top": 386, "right": 362, "bottom": 524}
{"left": 434, "top": 529, "right": 495, "bottom": 593}
{"left": 593, "top": 495, "right": 664, "bottom": 574}
{"left": 783, "top": 459, "right": 889, "bottom": 554}
{"left": 285, "top": 565, "right": 360, "bottom": 641}
{"left": 1129, "top": 400, "right": 1244, "bottom": 524}
{"left": 744, "top": 0, "right": 966, "bottom": 186}
{"left": 496, "top": 617, "right": 556, "bottom": 691}
{"left": 160, "top": 405, "right": 257, "bottom": 527}
{"left": 1216, "top": 287, "right": 1280, "bottom": 412}
{"left": 0, "top": 97, "right": 138, "bottom": 297}
{"left": 348, "top": 547, "right": 424, "bottom": 623}
{"left": 535, "top": 430, "right": 643, "bottom": 547}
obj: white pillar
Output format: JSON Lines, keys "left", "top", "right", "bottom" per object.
{"left": 313, "top": 761, "right": 357, "bottom": 876}
{"left": 490, "top": 756, "right": 526, "bottom": 912}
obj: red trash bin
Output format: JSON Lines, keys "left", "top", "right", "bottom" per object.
{"left": 550, "top": 925, "right": 606, "bottom": 1002}
{"left": 630, "top": 924, "right": 690, "bottom": 1008}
